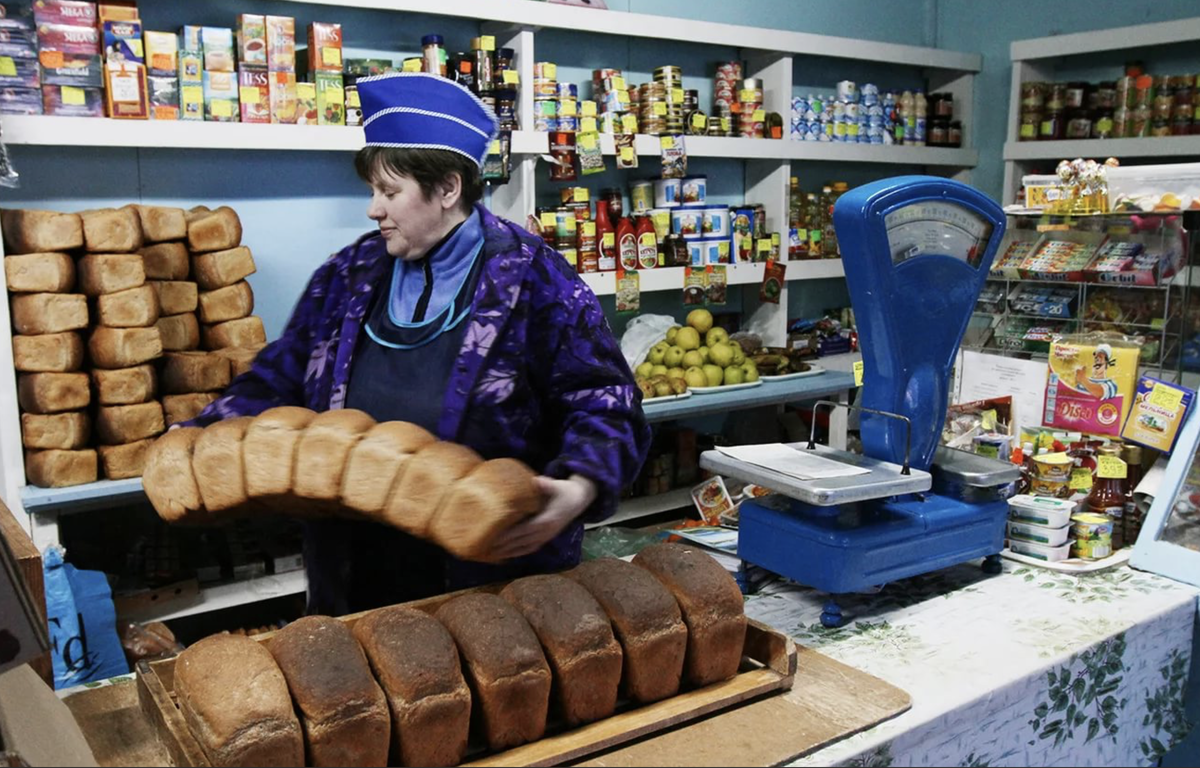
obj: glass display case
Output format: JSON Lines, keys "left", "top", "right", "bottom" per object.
{"left": 1130, "top": 405, "right": 1200, "bottom": 587}
{"left": 965, "top": 209, "right": 1197, "bottom": 383}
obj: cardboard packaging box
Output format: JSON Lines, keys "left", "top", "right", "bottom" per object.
{"left": 148, "top": 74, "right": 177, "bottom": 119}
{"left": 39, "top": 51, "right": 101, "bottom": 86}
{"left": 104, "top": 59, "right": 147, "bottom": 118}
{"left": 32, "top": 0, "right": 96, "bottom": 27}
{"left": 101, "top": 18, "right": 141, "bottom": 64}
{"left": 265, "top": 15, "right": 294, "bottom": 72}
{"left": 97, "top": 0, "right": 137, "bottom": 23}
{"left": 180, "top": 23, "right": 200, "bottom": 52}
{"left": 268, "top": 69, "right": 296, "bottom": 123}
{"left": 0, "top": 2, "right": 35, "bottom": 30}
{"left": 178, "top": 47, "right": 201, "bottom": 83}
{"left": 307, "top": 21, "right": 341, "bottom": 73}
{"left": 180, "top": 81, "right": 202, "bottom": 121}
{"left": 295, "top": 79, "right": 316, "bottom": 124}
{"left": 200, "top": 25, "right": 233, "bottom": 73}
{"left": 143, "top": 30, "right": 176, "bottom": 76}
{"left": 42, "top": 82, "right": 102, "bottom": 116}
{"left": 0, "top": 26, "right": 38, "bottom": 58}
{"left": 238, "top": 64, "right": 268, "bottom": 123}
{"left": 314, "top": 70, "right": 343, "bottom": 126}
{"left": 237, "top": 13, "right": 265, "bottom": 67}
{"left": 0, "top": 86, "right": 43, "bottom": 114}
{"left": 202, "top": 68, "right": 237, "bottom": 122}
{"left": 36, "top": 21, "right": 99, "bottom": 55}
{"left": 0, "top": 54, "right": 38, "bottom": 87}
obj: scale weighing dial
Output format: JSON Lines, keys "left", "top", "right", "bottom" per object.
{"left": 883, "top": 200, "right": 994, "bottom": 268}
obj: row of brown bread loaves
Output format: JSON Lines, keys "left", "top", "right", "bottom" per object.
{"left": 3, "top": 204, "right": 266, "bottom": 487}
{"left": 173, "top": 545, "right": 747, "bottom": 767}
{"left": 143, "top": 407, "right": 543, "bottom": 562}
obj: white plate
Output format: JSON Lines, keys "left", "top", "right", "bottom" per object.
{"left": 688, "top": 380, "right": 765, "bottom": 394}
{"left": 760, "top": 365, "right": 827, "bottom": 381}
{"left": 1000, "top": 546, "right": 1131, "bottom": 573}
{"left": 643, "top": 390, "right": 693, "bottom": 403}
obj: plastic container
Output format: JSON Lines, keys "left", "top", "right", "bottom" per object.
{"left": 1007, "top": 519, "right": 1071, "bottom": 547}
{"left": 701, "top": 207, "right": 730, "bottom": 238}
{"left": 654, "top": 177, "right": 681, "bottom": 208}
{"left": 1008, "top": 537, "right": 1074, "bottom": 562}
{"left": 671, "top": 206, "right": 704, "bottom": 239}
{"left": 1008, "top": 494, "right": 1076, "bottom": 528}
{"left": 681, "top": 175, "right": 707, "bottom": 205}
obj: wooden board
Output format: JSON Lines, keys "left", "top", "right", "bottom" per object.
{"left": 137, "top": 616, "right": 796, "bottom": 768}
{"left": 0, "top": 498, "right": 50, "bottom": 685}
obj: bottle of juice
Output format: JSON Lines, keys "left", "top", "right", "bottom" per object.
{"left": 913, "top": 89, "right": 928, "bottom": 146}
{"left": 635, "top": 215, "right": 658, "bottom": 270}
{"left": 595, "top": 198, "right": 616, "bottom": 272}
{"left": 900, "top": 90, "right": 915, "bottom": 144}
{"left": 617, "top": 216, "right": 638, "bottom": 271}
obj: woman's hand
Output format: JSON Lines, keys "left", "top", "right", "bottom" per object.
{"left": 487, "top": 474, "right": 597, "bottom": 561}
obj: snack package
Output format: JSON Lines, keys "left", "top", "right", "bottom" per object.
{"left": 759, "top": 259, "right": 785, "bottom": 304}
{"left": 683, "top": 266, "right": 707, "bottom": 305}
{"left": 615, "top": 132, "right": 638, "bottom": 169}
{"left": 1044, "top": 332, "right": 1141, "bottom": 436}
{"left": 660, "top": 133, "right": 687, "bottom": 179}
{"left": 691, "top": 476, "right": 735, "bottom": 524}
{"left": 706, "top": 264, "right": 726, "bottom": 305}
{"left": 1121, "top": 376, "right": 1195, "bottom": 453}
{"left": 615, "top": 268, "right": 639, "bottom": 313}
{"left": 577, "top": 130, "right": 604, "bottom": 175}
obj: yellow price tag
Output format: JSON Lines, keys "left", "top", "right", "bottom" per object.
{"left": 541, "top": 62, "right": 557, "bottom": 79}
{"left": 752, "top": 109, "right": 766, "bottom": 122}
{"left": 771, "top": 232, "right": 781, "bottom": 246}
{"left": 1097, "top": 455, "right": 1128, "bottom": 480}
{"left": 621, "top": 114, "right": 638, "bottom": 133}
{"left": 671, "top": 87, "right": 684, "bottom": 103}
{"left": 239, "top": 86, "right": 260, "bottom": 105}
{"left": 612, "top": 76, "right": 626, "bottom": 91}
{"left": 489, "top": 139, "right": 501, "bottom": 155}
{"left": 0, "top": 57, "right": 16, "bottom": 77}
{"left": 580, "top": 117, "right": 597, "bottom": 133}
{"left": 757, "top": 239, "right": 771, "bottom": 253}
{"left": 539, "top": 212, "right": 556, "bottom": 228}
{"left": 62, "top": 85, "right": 86, "bottom": 106}
{"left": 402, "top": 58, "right": 422, "bottom": 72}
{"left": 721, "top": 116, "right": 730, "bottom": 131}
{"left": 617, "top": 90, "right": 630, "bottom": 103}
{"left": 325, "top": 86, "right": 344, "bottom": 105}
{"left": 578, "top": 131, "right": 597, "bottom": 149}
{"left": 691, "top": 113, "right": 706, "bottom": 129}
{"left": 573, "top": 187, "right": 589, "bottom": 203}
{"left": 582, "top": 221, "right": 596, "bottom": 236}
{"left": 620, "top": 146, "right": 635, "bottom": 163}
{"left": 502, "top": 69, "right": 519, "bottom": 85}
{"left": 660, "top": 135, "right": 674, "bottom": 149}
{"left": 1041, "top": 452, "right": 1070, "bottom": 462}
{"left": 212, "top": 99, "right": 233, "bottom": 118}
{"left": 653, "top": 102, "right": 667, "bottom": 116}
{"left": 297, "top": 82, "right": 316, "bottom": 99}
{"left": 1069, "top": 468, "right": 1093, "bottom": 491}
{"left": 480, "top": 35, "right": 496, "bottom": 52}
{"left": 853, "top": 360, "right": 864, "bottom": 387}
{"left": 182, "top": 85, "right": 203, "bottom": 104}
{"left": 322, "top": 47, "right": 342, "bottom": 67}
{"left": 581, "top": 100, "right": 597, "bottom": 117}
{"left": 347, "top": 89, "right": 361, "bottom": 108}
{"left": 1149, "top": 383, "right": 1185, "bottom": 412}
{"left": 559, "top": 99, "right": 577, "bottom": 116}
{"left": 129, "top": 39, "right": 144, "bottom": 58}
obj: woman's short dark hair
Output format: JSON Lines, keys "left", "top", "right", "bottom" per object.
{"left": 354, "top": 146, "right": 484, "bottom": 213}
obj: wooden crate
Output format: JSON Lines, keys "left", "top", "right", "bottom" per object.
{"left": 135, "top": 585, "right": 795, "bottom": 768}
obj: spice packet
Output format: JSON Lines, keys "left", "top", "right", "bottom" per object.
{"left": 683, "top": 266, "right": 707, "bottom": 305}
{"left": 706, "top": 264, "right": 727, "bottom": 305}
{"left": 577, "top": 130, "right": 605, "bottom": 176}
{"left": 615, "top": 268, "right": 640, "bottom": 313}
{"left": 760, "top": 259, "right": 785, "bottom": 303}
{"left": 615, "top": 132, "right": 638, "bottom": 169}
{"left": 660, "top": 133, "right": 687, "bottom": 179}
{"left": 1121, "top": 375, "right": 1195, "bottom": 452}
{"left": 691, "top": 476, "right": 735, "bottom": 525}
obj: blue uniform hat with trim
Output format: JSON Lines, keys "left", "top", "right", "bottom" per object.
{"left": 357, "top": 72, "right": 499, "bottom": 168}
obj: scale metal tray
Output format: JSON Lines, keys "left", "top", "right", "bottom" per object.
{"left": 700, "top": 443, "right": 932, "bottom": 506}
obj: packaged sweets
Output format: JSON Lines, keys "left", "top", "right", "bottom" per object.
{"left": 759, "top": 260, "right": 785, "bottom": 304}
{"left": 1044, "top": 333, "right": 1141, "bottom": 436}
{"left": 577, "top": 130, "right": 604, "bottom": 175}
{"left": 147, "top": 74, "right": 178, "bottom": 119}
{"left": 615, "top": 269, "right": 639, "bottom": 313}
{"left": 706, "top": 264, "right": 726, "bottom": 305}
{"left": 1121, "top": 375, "right": 1195, "bottom": 452}
{"left": 683, "top": 266, "right": 707, "bottom": 305}
{"left": 295, "top": 80, "right": 316, "bottom": 124}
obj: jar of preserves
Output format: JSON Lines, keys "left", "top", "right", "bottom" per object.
{"left": 577, "top": 220, "right": 598, "bottom": 273}
{"left": 1092, "top": 110, "right": 1115, "bottom": 138}
{"left": 600, "top": 188, "right": 623, "bottom": 219}
{"left": 1065, "top": 81, "right": 1088, "bottom": 110}
{"left": 1065, "top": 111, "right": 1093, "bottom": 139}
{"left": 935, "top": 91, "right": 954, "bottom": 118}
{"left": 1019, "top": 111, "right": 1041, "bottom": 141}
{"left": 1045, "top": 82, "right": 1067, "bottom": 111}
{"left": 948, "top": 120, "right": 963, "bottom": 147}
{"left": 1095, "top": 81, "right": 1118, "bottom": 110}
{"left": 1039, "top": 111, "right": 1065, "bottom": 140}
{"left": 929, "top": 118, "right": 949, "bottom": 146}
{"left": 1020, "top": 82, "right": 1044, "bottom": 110}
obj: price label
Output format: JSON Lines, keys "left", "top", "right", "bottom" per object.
{"left": 581, "top": 100, "right": 597, "bottom": 117}
{"left": 540, "top": 62, "right": 557, "bottom": 79}
{"left": 620, "top": 146, "right": 635, "bottom": 163}
{"left": 502, "top": 69, "right": 519, "bottom": 85}
{"left": 617, "top": 90, "right": 630, "bottom": 103}
{"left": 853, "top": 360, "right": 864, "bottom": 387}
{"left": 540, "top": 212, "right": 557, "bottom": 228}
{"left": 0, "top": 57, "right": 15, "bottom": 77}
{"left": 758, "top": 239, "right": 772, "bottom": 253}
{"left": 612, "top": 76, "right": 626, "bottom": 91}
{"left": 347, "top": 89, "right": 361, "bottom": 108}
{"left": 621, "top": 114, "right": 638, "bottom": 134}
{"left": 480, "top": 35, "right": 496, "bottom": 51}
{"left": 771, "top": 232, "right": 781, "bottom": 246}
{"left": 602, "top": 232, "right": 615, "bottom": 248}
{"left": 580, "top": 117, "right": 597, "bottom": 133}
{"left": 182, "top": 85, "right": 203, "bottom": 105}
{"left": 1149, "top": 383, "right": 1185, "bottom": 412}
{"left": 671, "top": 87, "right": 684, "bottom": 103}
{"left": 402, "top": 58, "right": 422, "bottom": 72}
{"left": 325, "top": 86, "right": 344, "bottom": 105}
{"left": 212, "top": 99, "right": 233, "bottom": 118}
{"left": 660, "top": 135, "right": 674, "bottom": 149}
{"left": 322, "top": 47, "right": 342, "bottom": 67}
{"left": 1097, "top": 455, "right": 1128, "bottom": 479}
{"left": 239, "top": 86, "right": 260, "bottom": 104}
{"left": 692, "top": 113, "right": 706, "bottom": 129}
{"left": 129, "top": 39, "right": 144, "bottom": 58}
{"left": 721, "top": 116, "right": 731, "bottom": 131}
{"left": 653, "top": 102, "right": 667, "bottom": 116}
{"left": 1041, "top": 452, "right": 1070, "bottom": 462}
{"left": 559, "top": 99, "right": 577, "bottom": 116}
{"left": 61, "top": 85, "right": 87, "bottom": 106}
{"left": 578, "top": 131, "right": 597, "bottom": 149}
{"left": 573, "top": 187, "right": 589, "bottom": 203}
{"left": 489, "top": 139, "right": 501, "bottom": 155}
{"left": 1069, "top": 468, "right": 1093, "bottom": 491}
{"left": 752, "top": 109, "right": 766, "bottom": 122}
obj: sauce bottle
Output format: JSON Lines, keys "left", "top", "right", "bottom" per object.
{"left": 1122, "top": 445, "right": 1145, "bottom": 546}
{"left": 1087, "top": 444, "right": 1127, "bottom": 549}
{"left": 595, "top": 199, "right": 616, "bottom": 272}
{"left": 635, "top": 215, "right": 658, "bottom": 270}
{"left": 617, "top": 216, "right": 638, "bottom": 271}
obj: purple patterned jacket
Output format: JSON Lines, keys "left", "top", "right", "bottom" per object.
{"left": 191, "top": 204, "right": 651, "bottom": 572}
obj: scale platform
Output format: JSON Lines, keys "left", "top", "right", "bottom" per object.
{"left": 699, "top": 442, "right": 932, "bottom": 506}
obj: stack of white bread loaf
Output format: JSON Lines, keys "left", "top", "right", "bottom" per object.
{"left": 171, "top": 543, "right": 748, "bottom": 767}
{"left": 142, "top": 406, "right": 544, "bottom": 562}
{"left": 3, "top": 204, "right": 267, "bottom": 488}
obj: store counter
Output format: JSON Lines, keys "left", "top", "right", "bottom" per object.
{"left": 52, "top": 561, "right": 1196, "bottom": 767}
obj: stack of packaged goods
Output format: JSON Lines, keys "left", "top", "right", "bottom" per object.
{"left": 640, "top": 65, "right": 687, "bottom": 137}
{"left": 38, "top": 0, "right": 103, "bottom": 117}
{"left": 735, "top": 76, "right": 763, "bottom": 138}
{"left": 99, "top": 1, "right": 146, "bottom": 119}
{"left": 144, "top": 26, "right": 177, "bottom": 119}
{"left": 710, "top": 61, "right": 738, "bottom": 137}
{"left": 791, "top": 81, "right": 960, "bottom": 147}
{"left": 785, "top": 177, "right": 845, "bottom": 260}
{"left": 0, "top": 2, "right": 40, "bottom": 115}
{"left": 1020, "top": 68, "right": 1198, "bottom": 141}
{"left": 592, "top": 67, "right": 632, "bottom": 134}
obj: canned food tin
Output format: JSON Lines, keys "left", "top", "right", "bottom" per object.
{"left": 557, "top": 115, "right": 579, "bottom": 133}
{"left": 533, "top": 78, "right": 558, "bottom": 98}
{"left": 534, "top": 62, "right": 557, "bottom": 79}
{"left": 701, "top": 207, "right": 730, "bottom": 238}
{"left": 671, "top": 206, "right": 704, "bottom": 239}
{"left": 556, "top": 82, "right": 578, "bottom": 99}
{"left": 535, "top": 98, "right": 558, "bottom": 117}
{"left": 654, "top": 177, "right": 681, "bottom": 208}
{"left": 836, "top": 80, "right": 858, "bottom": 103}
{"left": 630, "top": 181, "right": 655, "bottom": 213}
{"left": 534, "top": 115, "right": 558, "bottom": 132}
{"left": 681, "top": 176, "right": 707, "bottom": 205}
{"left": 1070, "top": 513, "right": 1113, "bottom": 560}
{"left": 654, "top": 65, "right": 682, "bottom": 82}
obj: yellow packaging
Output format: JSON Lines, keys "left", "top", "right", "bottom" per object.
{"left": 1122, "top": 375, "right": 1195, "bottom": 452}
{"left": 1044, "top": 333, "right": 1141, "bottom": 437}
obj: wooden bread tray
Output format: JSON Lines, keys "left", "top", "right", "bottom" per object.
{"left": 135, "top": 586, "right": 796, "bottom": 768}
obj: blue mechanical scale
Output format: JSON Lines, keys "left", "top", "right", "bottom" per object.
{"left": 701, "top": 177, "right": 1020, "bottom": 627}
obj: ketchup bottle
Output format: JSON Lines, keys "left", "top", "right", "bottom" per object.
{"left": 635, "top": 215, "right": 658, "bottom": 270}
{"left": 595, "top": 199, "right": 616, "bottom": 272}
{"left": 617, "top": 216, "right": 638, "bottom": 271}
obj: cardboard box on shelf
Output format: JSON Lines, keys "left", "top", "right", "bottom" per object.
{"left": 0, "top": 86, "right": 43, "bottom": 114}
{"left": 97, "top": 0, "right": 138, "bottom": 23}
{"left": 143, "top": 30, "right": 176, "bottom": 76}
{"left": 42, "top": 83, "right": 102, "bottom": 116}
{"left": 237, "top": 13, "right": 265, "bottom": 67}
{"left": 0, "top": 496, "right": 49, "bottom": 682}
{"left": 199, "top": 25, "right": 233, "bottom": 73}
{"left": 32, "top": 0, "right": 97, "bottom": 28}
{"left": 295, "top": 80, "right": 315, "bottom": 124}
{"left": 268, "top": 69, "right": 296, "bottom": 124}
{"left": 178, "top": 47, "right": 200, "bottom": 84}
{"left": 147, "top": 74, "right": 178, "bottom": 120}
{"left": 101, "top": 18, "right": 141, "bottom": 65}
{"left": 265, "top": 15, "right": 294, "bottom": 72}
{"left": 314, "top": 70, "right": 343, "bottom": 126}
{"left": 39, "top": 51, "right": 101, "bottom": 87}
{"left": 202, "top": 69, "right": 237, "bottom": 122}
{"left": 103, "top": 59, "right": 146, "bottom": 119}
{"left": 237, "top": 64, "right": 268, "bottom": 123}
{"left": 307, "top": 21, "right": 340, "bottom": 73}
{"left": 179, "top": 81, "right": 201, "bottom": 121}
{"left": 0, "top": 26, "right": 38, "bottom": 58}
{"left": 0, "top": 54, "right": 38, "bottom": 87}
{"left": 36, "top": 21, "right": 99, "bottom": 55}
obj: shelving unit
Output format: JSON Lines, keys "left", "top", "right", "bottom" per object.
{"left": 118, "top": 571, "right": 308, "bottom": 623}
{"left": 1002, "top": 16, "right": 1200, "bottom": 205}
{"left": 580, "top": 260, "right": 845, "bottom": 297}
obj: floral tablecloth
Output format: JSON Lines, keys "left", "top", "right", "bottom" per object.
{"left": 745, "top": 561, "right": 1198, "bottom": 767}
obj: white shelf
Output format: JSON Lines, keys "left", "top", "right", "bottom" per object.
{"left": 1011, "top": 16, "right": 1200, "bottom": 61}
{"left": 586, "top": 486, "right": 694, "bottom": 530}
{"left": 1004, "top": 137, "right": 1200, "bottom": 162}
{"left": 284, "top": 0, "right": 979, "bottom": 72}
{"left": 580, "top": 260, "right": 844, "bottom": 297}
{"left": 120, "top": 571, "right": 308, "bottom": 623}
{"left": 596, "top": 133, "right": 977, "bottom": 167}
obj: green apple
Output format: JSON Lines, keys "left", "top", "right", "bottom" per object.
{"left": 648, "top": 341, "right": 669, "bottom": 365}
{"left": 702, "top": 364, "right": 724, "bottom": 387}
{"left": 740, "top": 362, "right": 759, "bottom": 382}
{"left": 706, "top": 327, "right": 729, "bottom": 347}
{"left": 651, "top": 364, "right": 668, "bottom": 377}
{"left": 682, "top": 350, "right": 704, "bottom": 368}
{"left": 731, "top": 345, "right": 745, "bottom": 366}
{"left": 636, "top": 361, "right": 654, "bottom": 378}
{"left": 666, "top": 325, "right": 682, "bottom": 344}
{"left": 708, "top": 342, "right": 734, "bottom": 368}
{"left": 699, "top": 345, "right": 710, "bottom": 363}
{"left": 684, "top": 366, "right": 708, "bottom": 388}
{"left": 687, "top": 308, "right": 714, "bottom": 334}
{"left": 724, "top": 365, "right": 744, "bottom": 385}
{"left": 675, "top": 327, "right": 701, "bottom": 351}
{"left": 664, "top": 345, "right": 685, "bottom": 368}
{"left": 667, "top": 367, "right": 686, "bottom": 379}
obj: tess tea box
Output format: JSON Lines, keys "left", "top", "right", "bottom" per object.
{"left": 307, "top": 22, "right": 341, "bottom": 72}
{"left": 237, "top": 65, "right": 269, "bottom": 123}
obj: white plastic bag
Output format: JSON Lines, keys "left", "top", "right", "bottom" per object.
{"left": 620, "top": 314, "right": 678, "bottom": 370}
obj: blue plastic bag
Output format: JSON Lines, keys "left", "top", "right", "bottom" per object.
{"left": 42, "top": 547, "right": 128, "bottom": 689}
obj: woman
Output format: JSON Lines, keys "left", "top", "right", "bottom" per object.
{"left": 189, "top": 73, "right": 651, "bottom": 614}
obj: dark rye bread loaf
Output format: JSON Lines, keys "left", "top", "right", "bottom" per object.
{"left": 566, "top": 558, "right": 688, "bottom": 704}
{"left": 267, "top": 616, "right": 390, "bottom": 768}
{"left": 500, "top": 574, "right": 623, "bottom": 726}
{"left": 353, "top": 606, "right": 472, "bottom": 768}
{"left": 632, "top": 542, "right": 747, "bottom": 686}
{"left": 173, "top": 633, "right": 304, "bottom": 768}
{"left": 435, "top": 593, "right": 552, "bottom": 751}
